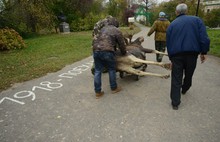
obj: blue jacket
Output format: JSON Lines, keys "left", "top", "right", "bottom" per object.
{"left": 166, "top": 14, "right": 210, "bottom": 58}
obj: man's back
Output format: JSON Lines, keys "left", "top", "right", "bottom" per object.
{"left": 148, "top": 18, "right": 170, "bottom": 41}
{"left": 92, "top": 25, "right": 126, "bottom": 55}
{"left": 166, "top": 15, "right": 209, "bottom": 57}
{"left": 155, "top": 19, "right": 170, "bottom": 32}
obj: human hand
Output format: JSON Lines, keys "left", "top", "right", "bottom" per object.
{"left": 167, "top": 62, "right": 172, "bottom": 70}
{"left": 121, "top": 51, "right": 128, "bottom": 56}
{"left": 161, "top": 62, "right": 172, "bottom": 70}
{"left": 200, "top": 54, "right": 206, "bottom": 63}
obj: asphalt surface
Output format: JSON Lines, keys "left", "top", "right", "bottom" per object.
{"left": 1, "top": 23, "right": 220, "bottom": 142}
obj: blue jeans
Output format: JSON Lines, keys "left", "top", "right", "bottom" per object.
{"left": 93, "top": 51, "right": 117, "bottom": 93}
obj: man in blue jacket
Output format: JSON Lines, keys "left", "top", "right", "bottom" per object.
{"left": 166, "top": 3, "right": 210, "bottom": 110}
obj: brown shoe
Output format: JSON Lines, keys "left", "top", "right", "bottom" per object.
{"left": 96, "top": 91, "right": 104, "bottom": 99}
{"left": 111, "top": 86, "right": 122, "bottom": 94}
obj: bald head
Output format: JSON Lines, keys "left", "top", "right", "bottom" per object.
{"left": 176, "top": 3, "right": 188, "bottom": 15}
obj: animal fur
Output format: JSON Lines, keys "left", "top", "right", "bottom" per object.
{"left": 115, "top": 51, "right": 170, "bottom": 79}
{"left": 116, "top": 36, "right": 170, "bottom": 79}
{"left": 91, "top": 35, "right": 171, "bottom": 79}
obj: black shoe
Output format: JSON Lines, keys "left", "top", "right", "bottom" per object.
{"left": 171, "top": 102, "right": 179, "bottom": 110}
{"left": 172, "top": 105, "right": 178, "bottom": 110}
{"left": 181, "top": 90, "right": 187, "bottom": 95}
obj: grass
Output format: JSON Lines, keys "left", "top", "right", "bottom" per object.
{"left": 0, "top": 31, "right": 93, "bottom": 91}
{"left": 207, "top": 29, "right": 220, "bottom": 57}
{"left": 0, "top": 27, "right": 140, "bottom": 92}
{"left": 120, "top": 26, "right": 141, "bottom": 36}
{"left": 0, "top": 27, "right": 218, "bottom": 92}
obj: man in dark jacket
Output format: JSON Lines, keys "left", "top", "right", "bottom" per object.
{"left": 92, "top": 15, "right": 113, "bottom": 39}
{"left": 166, "top": 3, "right": 210, "bottom": 110}
{"left": 92, "top": 17, "right": 127, "bottom": 98}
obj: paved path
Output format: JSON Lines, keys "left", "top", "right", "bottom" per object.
{"left": 1, "top": 23, "right": 220, "bottom": 142}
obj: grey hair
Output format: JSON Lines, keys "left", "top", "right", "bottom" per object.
{"left": 176, "top": 3, "right": 188, "bottom": 14}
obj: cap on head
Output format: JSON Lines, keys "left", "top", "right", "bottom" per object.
{"left": 159, "top": 12, "right": 166, "bottom": 17}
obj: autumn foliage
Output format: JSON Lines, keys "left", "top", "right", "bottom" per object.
{"left": 0, "top": 28, "right": 26, "bottom": 51}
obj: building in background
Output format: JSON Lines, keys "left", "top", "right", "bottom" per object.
{"left": 201, "top": 0, "right": 220, "bottom": 13}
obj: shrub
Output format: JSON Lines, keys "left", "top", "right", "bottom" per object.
{"left": 70, "top": 13, "right": 104, "bottom": 32}
{"left": 0, "top": 28, "right": 26, "bottom": 51}
{"left": 204, "top": 9, "right": 220, "bottom": 28}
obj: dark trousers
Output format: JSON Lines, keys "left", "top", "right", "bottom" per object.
{"left": 155, "top": 41, "right": 166, "bottom": 62}
{"left": 170, "top": 54, "right": 198, "bottom": 106}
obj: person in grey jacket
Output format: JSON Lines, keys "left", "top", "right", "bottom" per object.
{"left": 166, "top": 3, "right": 210, "bottom": 110}
{"left": 92, "top": 17, "right": 127, "bottom": 99}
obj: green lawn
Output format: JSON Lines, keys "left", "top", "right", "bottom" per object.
{"left": 0, "top": 27, "right": 218, "bottom": 92}
{"left": 207, "top": 29, "right": 220, "bottom": 57}
{"left": 0, "top": 31, "right": 93, "bottom": 91}
{"left": 0, "top": 26, "right": 140, "bottom": 92}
